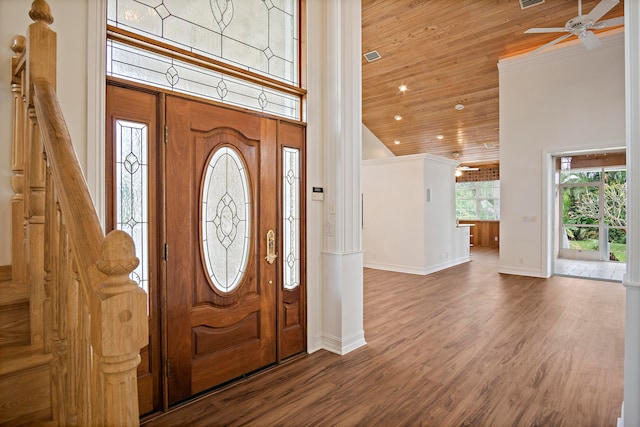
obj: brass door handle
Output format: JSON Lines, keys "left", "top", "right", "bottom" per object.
{"left": 265, "top": 229, "right": 278, "bottom": 264}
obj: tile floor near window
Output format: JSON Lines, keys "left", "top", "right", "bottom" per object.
{"left": 554, "top": 258, "right": 626, "bottom": 282}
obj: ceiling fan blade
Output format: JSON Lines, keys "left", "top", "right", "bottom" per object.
{"left": 529, "top": 33, "right": 573, "bottom": 55}
{"left": 586, "top": 0, "right": 620, "bottom": 23}
{"left": 524, "top": 27, "right": 567, "bottom": 34}
{"left": 594, "top": 16, "right": 624, "bottom": 29}
{"left": 579, "top": 30, "right": 602, "bottom": 50}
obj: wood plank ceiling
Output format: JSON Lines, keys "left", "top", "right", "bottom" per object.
{"left": 361, "top": 0, "right": 625, "bottom": 166}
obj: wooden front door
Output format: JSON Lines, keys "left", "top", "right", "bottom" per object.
{"left": 165, "top": 96, "right": 278, "bottom": 404}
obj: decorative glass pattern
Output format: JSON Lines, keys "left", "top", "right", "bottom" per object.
{"left": 107, "top": 40, "right": 300, "bottom": 120}
{"left": 202, "top": 146, "right": 251, "bottom": 292}
{"left": 282, "top": 147, "right": 300, "bottom": 290}
{"left": 107, "top": 0, "right": 298, "bottom": 86}
{"left": 115, "top": 120, "right": 149, "bottom": 296}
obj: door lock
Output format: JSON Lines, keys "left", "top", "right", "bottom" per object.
{"left": 265, "top": 229, "right": 278, "bottom": 264}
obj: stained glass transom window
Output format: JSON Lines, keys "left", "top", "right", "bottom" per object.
{"left": 107, "top": 0, "right": 298, "bottom": 86}
{"left": 115, "top": 120, "right": 149, "bottom": 297}
{"left": 282, "top": 147, "right": 300, "bottom": 290}
{"left": 202, "top": 146, "right": 251, "bottom": 293}
{"left": 107, "top": 40, "right": 300, "bottom": 120}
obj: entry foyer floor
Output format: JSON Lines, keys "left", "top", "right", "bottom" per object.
{"left": 144, "top": 247, "right": 623, "bottom": 426}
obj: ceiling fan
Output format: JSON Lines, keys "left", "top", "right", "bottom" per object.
{"left": 451, "top": 153, "right": 480, "bottom": 176}
{"left": 524, "top": 0, "right": 624, "bottom": 55}
{"left": 455, "top": 165, "right": 479, "bottom": 177}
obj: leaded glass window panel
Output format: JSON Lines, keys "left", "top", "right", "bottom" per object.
{"left": 282, "top": 147, "right": 300, "bottom": 290}
{"left": 201, "top": 146, "right": 251, "bottom": 293}
{"left": 107, "top": 0, "right": 298, "bottom": 86}
{"left": 107, "top": 40, "right": 299, "bottom": 120}
{"left": 115, "top": 120, "right": 149, "bottom": 298}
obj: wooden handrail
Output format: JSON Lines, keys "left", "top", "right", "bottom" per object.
{"left": 32, "top": 79, "right": 104, "bottom": 288}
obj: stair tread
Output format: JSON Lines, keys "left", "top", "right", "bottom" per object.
{"left": 0, "top": 280, "right": 29, "bottom": 306}
{"left": 0, "top": 345, "right": 53, "bottom": 377}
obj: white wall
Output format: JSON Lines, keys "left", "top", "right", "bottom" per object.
{"left": 362, "top": 154, "right": 468, "bottom": 275}
{"left": 424, "top": 158, "right": 460, "bottom": 266}
{"left": 0, "top": 0, "right": 88, "bottom": 266}
{"left": 362, "top": 156, "right": 426, "bottom": 273}
{"left": 498, "top": 30, "right": 625, "bottom": 277}
{"left": 362, "top": 124, "right": 394, "bottom": 160}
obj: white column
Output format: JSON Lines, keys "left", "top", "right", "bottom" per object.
{"left": 622, "top": 0, "right": 640, "bottom": 425}
{"left": 306, "top": 0, "right": 365, "bottom": 355}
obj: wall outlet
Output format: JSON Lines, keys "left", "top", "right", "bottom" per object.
{"left": 325, "top": 222, "right": 334, "bottom": 236}
{"left": 519, "top": 257, "right": 524, "bottom": 264}
{"left": 329, "top": 203, "right": 336, "bottom": 215}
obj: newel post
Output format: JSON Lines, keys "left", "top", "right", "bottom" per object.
{"left": 26, "top": 0, "right": 56, "bottom": 100}
{"left": 91, "top": 230, "right": 148, "bottom": 426}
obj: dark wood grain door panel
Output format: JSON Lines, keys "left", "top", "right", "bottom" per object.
{"left": 165, "top": 97, "right": 277, "bottom": 404}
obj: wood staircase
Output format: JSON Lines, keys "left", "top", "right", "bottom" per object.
{"left": 0, "top": 1, "right": 147, "bottom": 425}
{"left": 0, "top": 268, "right": 29, "bottom": 348}
{"left": 0, "top": 266, "right": 54, "bottom": 425}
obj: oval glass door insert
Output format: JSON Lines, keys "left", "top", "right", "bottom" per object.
{"left": 201, "top": 146, "right": 251, "bottom": 293}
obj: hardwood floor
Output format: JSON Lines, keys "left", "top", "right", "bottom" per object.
{"left": 144, "top": 247, "right": 624, "bottom": 426}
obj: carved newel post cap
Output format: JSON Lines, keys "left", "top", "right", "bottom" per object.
{"left": 29, "top": 0, "right": 54, "bottom": 25}
{"left": 11, "top": 35, "right": 26, "bottom": 55}
{"left": 97, "top": 230, "right": 139, "bottom": 284}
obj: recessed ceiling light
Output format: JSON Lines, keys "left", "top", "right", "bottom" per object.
{"left": 436, "top": 134, "right": 444, "bottom": 140}
{"left": 455, "top": 103, "right": 464, "bottom": 111}
{"left": 394, "top": 115, "right": 402, "bottom": 121}
{"left": 398, "top": 84, "right": 407, "bottom": 92}
{"left": 394, "top": 140, "right": 400, "bottom": 145}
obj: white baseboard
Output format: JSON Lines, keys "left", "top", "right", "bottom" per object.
{"left": 363, "top": 256, "right": 471, "bottom": 276}
{"left": 617, "top": 402, "right": 623, "bottom": 427}
{"left": 322, "top": 331, "right": 366, "bottom": 355}
{"left": 363, "top": 261, "right": 427, "bottom": 275}
{"left": 498, "top": 266, "right": 548, "bottom": 278}
{"left": 307, "top": 333, "right": 324, "bottom": 354}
